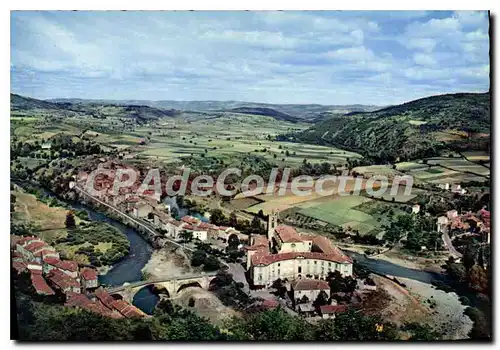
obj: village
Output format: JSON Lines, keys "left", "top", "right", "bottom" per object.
{"left": 11, "top": 235, "right": 146, "bottom": 319}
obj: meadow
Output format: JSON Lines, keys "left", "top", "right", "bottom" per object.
{"left": 296, "top": 196, "right": 379, "bottom": 235}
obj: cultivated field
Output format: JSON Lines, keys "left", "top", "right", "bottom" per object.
{"left": 295, "top": 195, "right": 379, "bottom": 235}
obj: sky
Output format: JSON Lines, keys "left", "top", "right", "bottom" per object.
{"left": 10, "top": 11, "right": 490, "bottom": 105}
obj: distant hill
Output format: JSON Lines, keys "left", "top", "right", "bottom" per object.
{"left": 281, "top": 92, "right": 490, "bottom": 162}
{"left": 48, "top": 98, "right": 380, "bottom": 122}
{"left": 11, "top": 94, "right": 180, "bottom": 122}
{"left": 226, "top": 107, "right": 299, "bottom": 122}
{"left": 11, "top": 93, "right": 65, "bottom": 111}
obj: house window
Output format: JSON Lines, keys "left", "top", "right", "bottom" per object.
{"left": 278, "top": 263, "right": 281, "bottom": 267}
{"left": 291, "top": 243, "right": 296, "bottom": 248}
{"left": 298, "top": 267, "right": 302, "bottom": 273}
{"left": 314, "top": 261, "right": 317, "bottom": 264}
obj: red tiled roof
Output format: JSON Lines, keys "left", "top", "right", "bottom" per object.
{"left": 292, "top": 278, "right": 330, "bottom": 291}
{"left": 31, "top": 274, "right": 55, "bottom": 295}
{"left": 198, "top": 222, "right": 216, "bottom": 230}
{"left": 251, "top": 251, "right": 352, "bottom": 266}
{"left": 181, "top": 216, "right": 199, "bottom": 224}
{"left": 12, "top": 261, "right": 27, "bottom": 273}
{"left": 24, "top": 241, "right": 47, "bottom": 253}
{"left": 53, "top": 260, "right": 79, "bottom": 272}
{"left": 47, "top": 269, "right": 80, "bottom": 290}
{"left": 312, "top": 236, "right": 351, "bottom": 262}
{"left": 43, "top": 257, "right": 60, "bottom": 265}
{"left": 111, "top": 300, "right": 144, "bottom": 318}
{"left": 320, "top": 305, "right": 348, "bottom": 314}
{"left": 275, "top": 225, "right": 303, "bottom": 243}
{"left": 34, "top": 249, "right": 57, "bottom": 257}
{"left": 16, "top": 236, "right": 41, "bottom": 246}
{"left": 80, "top": 267, "right": 98, "bottom": 281}
{"left": 94, "top": 287, "right": 116, "bottom": 309}
{"left": 261, "top": 299, "right": 279, "bottom": 309}
{"left": 65, "top": 292, "right": 93, "bottom": 308}
{"left": 65, "top": 292, "right": 117, "bottom": 318}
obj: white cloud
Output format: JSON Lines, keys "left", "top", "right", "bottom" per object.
{"left": 405, "top": 38, "right": 437, "bottom": 52}
{"left": 326, "top": 46, "right": 374, "bottom": 61}
{"left": 10, "top": 11, "right": 490, "bottom": 105}
{"left": 413, "top": 53, "right": 436, "bottom": 66}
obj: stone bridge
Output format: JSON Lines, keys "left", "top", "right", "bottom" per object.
{"left": 106, "top": 273, "right": 218, "bottom": 303}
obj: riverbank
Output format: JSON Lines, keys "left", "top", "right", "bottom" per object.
{"left": 141, "top": 245, "right": 197, "bottom": 280}
{"left": 342, "top": 246, "right": 447, "bottom": 273}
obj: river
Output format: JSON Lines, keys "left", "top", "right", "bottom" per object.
{"left": 69, "top": 202, "right": 160, "bottom": 314}
{"left": 345, "top": 251, "right": 449, "bottom": 284}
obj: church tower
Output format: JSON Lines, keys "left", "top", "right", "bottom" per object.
{"left": 267, "top": 209, "right": 279, "bottom": 242}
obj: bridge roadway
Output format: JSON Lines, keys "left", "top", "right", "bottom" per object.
{"left": 106, "top": 271, "right": 219, "bottom": 294}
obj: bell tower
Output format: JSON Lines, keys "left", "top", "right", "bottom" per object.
{"left": 267, "top": 209, "right": 279, "bottom": 242}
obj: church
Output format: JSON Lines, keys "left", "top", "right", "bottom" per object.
{"left": 245, "top": 210, "right": 353, "bottom": 288}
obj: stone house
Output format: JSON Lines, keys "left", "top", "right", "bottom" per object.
{"left": 80, "top": 267, "right": 99, "bottom": 290}
{"left": 291, "top": 279, "right": 331, "bottom": 304}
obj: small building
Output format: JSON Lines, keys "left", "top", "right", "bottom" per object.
{"left": 27, "top": 262, "right": 43, "bottom": 275}
{"left": 412, "top": 204, "right": 420, "bottom": 214}
{"left": 296, "top": 303, "right": 316, "bottom": 317}
{"left": 436, "top": 216, "right": 449, "bottom": 234}
{"left": 46, "top": 269, "right": 81, "bottom": 294}
{"left": 319, "top": 305, "right": 348, "bottom": 319}
{"left": 447, "top": 210, "right": 459, "bottom": 219}
{"left": 291, "top": 279, "right": 331, "bottom": 304}
{"left": 183, "top": 225, "right": 208, "bottom": 241}
{"left": 437, "top": 183, "right": 450, "bottom": 191}
{"left": 80, "top": 267, "right": 99, "bottom": 290}
{"left": 133, "top": 203, "right": 154, "bottom": 218}
{"left": 43, "top": 258, "right": 79, "bottom": 279}
{"left": 451, "top": 184, "right": 467, "bottom": 195}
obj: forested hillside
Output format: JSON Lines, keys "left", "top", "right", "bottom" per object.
{"left": 280, "top": 92, "right": 490, "bottom": 162}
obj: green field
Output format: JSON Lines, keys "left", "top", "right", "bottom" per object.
{"left": 297, "top": 196, "right": 379, "bottom": 234}
{"left": 124, "top": 114, "right": 363, "bottom": 167}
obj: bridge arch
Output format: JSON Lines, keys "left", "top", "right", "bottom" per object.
{"left": 110, "top": 293, "right": 123, "bottom": 300}
{"left": 177, "top": 281, "right": 203, "bottom": 294}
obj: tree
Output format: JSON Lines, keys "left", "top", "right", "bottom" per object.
{"left": 468, "top": 264, "right": 488, "bottom": 293}
{"left": 250, "top": 216, "right": 264, "bottom": 234}
{"left": 226, "top": 308, "right": 315, "bottom": 340}
{"left": 315, "top": 309, "right": 398, "bottom": 340}
{"left": 191, "top": 250, "right": 206, "bottom": 267}
{"left": 402, "top": 322, "right": 442, "bottom": 340}
{"left": 170, "top": 207, "right": 179, "bottom": 219}
{"left": 203, "top": 255, "right": 221, "bottom": 272}
{"left": 209, "top": 209, "right": 226, "bottom": 226}
{"left": 229, "top": 212, "right": 238, "bottom": 227}
{"left": 313, "top": 290, "right": 329, "bottom": 308}
{"left": 65, "top": 211, "right": 76, "bottom": 229}
{"left": 179, "top": 230, "right": 193, "bottom": 243}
